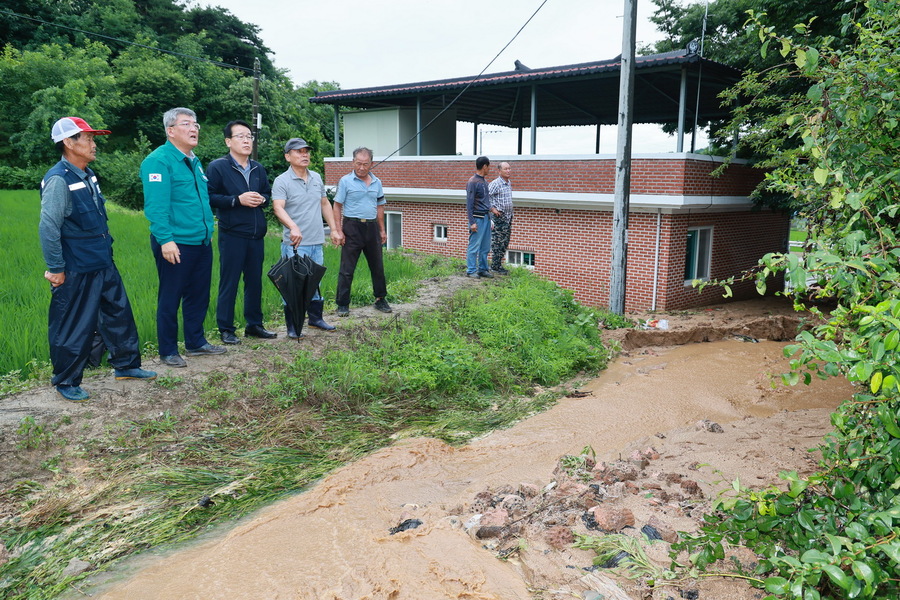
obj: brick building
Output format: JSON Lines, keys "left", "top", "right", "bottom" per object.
{"left": 312, "top": 50, "right": 788, "bottom": 311}
{"left": 322, "top": 154, "right": 788, "bottom": 311}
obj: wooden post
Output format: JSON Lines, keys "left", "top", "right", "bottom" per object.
{"left": 609, "top": 0, "right": 637, "bottom": 314}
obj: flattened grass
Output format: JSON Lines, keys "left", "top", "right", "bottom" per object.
{"left": 0, "top": 267, "right": 609, "bottom": 600}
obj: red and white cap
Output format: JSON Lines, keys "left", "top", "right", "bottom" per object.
{"left": 51, "top": 117, "right": 111, "bottom": 143}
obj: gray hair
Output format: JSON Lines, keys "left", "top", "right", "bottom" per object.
{"left": 163, "top": 107, "right": 197, "bottom": 130}
{"left": 352, "top": 146, "right": 373, "bottom": 162}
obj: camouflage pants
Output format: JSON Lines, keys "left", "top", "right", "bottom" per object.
{"left": 490, "top": 216, "right": 513, "bottom": 270}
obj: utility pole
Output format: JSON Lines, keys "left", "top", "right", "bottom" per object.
{"left": 609, "top": 0, "right": 637, "bottom": 314}
{"left": 252, "top": 57, "right": 261, "bottom": 161}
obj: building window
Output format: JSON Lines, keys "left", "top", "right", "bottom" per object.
{"left": 433, "top": 224, "right": 448, "bottom": 242}
{"left": 506, "top": 250, "right": 536, "bottom": 268}
{"left": 385, "top": 211, "right": 402, "bottom": 249}
{"left": 684, "top": 227, "right": 712, "bottom": 282}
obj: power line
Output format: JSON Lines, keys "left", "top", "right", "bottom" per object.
{"left": 0, "top": 8, "right": 254, "bottom": 73}
{"left": 374, "top": 0, "right": 552, "bottom": 166}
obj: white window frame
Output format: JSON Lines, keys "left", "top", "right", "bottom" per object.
{"left": 385, "top": 211, "right": 402, "bottom": 249}
{"left": 433, "top": 224, "right": 448, "bottom": 242}
{"left": 506, "top": 250, "right": 536, "bottom": 269}
{"left": 684, "top": 226, "right": 713, "bottom": 283}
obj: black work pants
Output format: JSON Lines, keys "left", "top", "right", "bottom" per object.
{"left": 151, "top": 237, "right": 212, "bottom": 356}
{"left": 48, "top": 265, "right": 141, "bottom": 387}
{"left": 336, "top": 220, "right": 387, "bottom": 307}
{"left": 216, "top": 231, "right": 264, "bottom": 332}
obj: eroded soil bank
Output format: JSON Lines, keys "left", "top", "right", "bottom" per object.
{"left": 85, "top": 307, "right": 854, "bottom": 600}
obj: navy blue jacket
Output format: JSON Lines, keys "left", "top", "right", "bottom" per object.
{"left": 206, "top": 154, "right": 271, "bottom": 239}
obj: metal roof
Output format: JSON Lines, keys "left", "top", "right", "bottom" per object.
{"left": 309, "top": 50, "right": 742, "bottom": 128}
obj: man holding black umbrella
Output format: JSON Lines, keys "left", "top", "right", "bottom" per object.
{"left": 271, "top": 138, "right": 343, "bottom": 338}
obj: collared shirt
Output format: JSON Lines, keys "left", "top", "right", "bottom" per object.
{"left": 272, "top": 167, "right": 327, "bottom": 246}
{"left": 334, "top": 171, "right": 384, "bottom": 220}
{"left": 489, "top": 176, "right": 513, "bottom": 218}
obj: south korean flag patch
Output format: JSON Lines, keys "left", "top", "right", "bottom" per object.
{"left": 148, "top": 173, "right": 163, "bottom": 182}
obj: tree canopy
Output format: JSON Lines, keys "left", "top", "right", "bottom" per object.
{"left": 0, "top": 0, "right": 339, "bottom": 207}
{"left": 680, "top": 2, "right": 900, "bottom": 597}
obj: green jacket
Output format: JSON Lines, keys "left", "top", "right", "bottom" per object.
{"left": 141, "top": 140, "right": 214, "bottom": 245}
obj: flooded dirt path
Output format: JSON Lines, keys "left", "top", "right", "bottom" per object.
{"left": 91, "top": 339, "right": 853, "bottom": 600}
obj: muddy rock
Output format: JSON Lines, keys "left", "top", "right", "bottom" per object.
{"left": 476, "top": 526, "right": 505, "bottom": 539}
{"left": 518, "top": 482, "right": 541, "bottom": 498}
{"left": 498, "top": 494, "right": 527, "bottom": 515}
{"left": 594, "top": 460, "right": 640, "bottom": 484}
{"left": 479, "top": 508, "right": 510, "bottom": 528}
{"left": 471, "top": 490, "right": 494, "bottom": 512}
{"left": 588, "top": 506, "right": 635, "bottom": 532}
{"left": 544, "top": 525, "right": 575, "bottom": 549}
{"left": 696, "top": 419, "right": 725, "bottom": 433}
{"left": 550, "top": 480, "right": 592, "bottom": 502}
{"left": 647, "top": 515, "right": 679, "bottom": 543}
{"left": 680, "top": 479, "right": 703, "bottom": 497}
{"left": 663, "top": 472, "right": 684, "bottom": 485}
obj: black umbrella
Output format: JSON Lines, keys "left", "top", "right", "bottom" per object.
{"left": 267, "top": 248, "right": 327, "bottom": 339}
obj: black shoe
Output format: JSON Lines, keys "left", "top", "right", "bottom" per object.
{"left": 185, "top": 343, "right": 227, "bottom": 357}
{"left": 337, "top": 305, "right": 350, "bottom": 317}
{"left": 245, "top": 324, "right": 277, "bottom": 339}
{"left": 220, "top": 330, "right": 241, "bottom": 345}
{"left": 478, "top": 270, "right": 494, "bottom": 279}
{"left": 374, "top": 298, "right": 393, "bottom": 313}
{"left": 494, "top": 267, "right": 509, "bottom": 275}
{"left": 160, "top": 354, "right": 187, "bottom": 368}
{"left": 466, "top": 272, "right": 481, "bottom": 279}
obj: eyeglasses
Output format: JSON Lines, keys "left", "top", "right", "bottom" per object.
{"left": 230, "top": 134, "right": 254, "bottom": 141}
{"left": 174, "top": 121, "right": 200, "bottom": 130}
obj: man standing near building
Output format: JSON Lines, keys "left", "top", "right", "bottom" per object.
{"left": 40, "top": 117, "right": 156, "bottom": 402}
{"left": 489, "top": 161, "right": 513, "bottom": 274}
{"left": 271, "top": 138, "right": 343, "bottom": 337}
{"left": 207, "top": 120, "right": 276, "bottom": 345}
{"left": 142, "top": 107, "right": 225, "bottom": 368}
{"left": 333, "top": 147, "right": 392, "bottom": 316}
{"left": 466, "top": 156, "right": 493, "bottom": 278}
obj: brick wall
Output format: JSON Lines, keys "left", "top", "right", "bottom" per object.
{"left": 380, "top": 201, "right": 789, "bottom": 311}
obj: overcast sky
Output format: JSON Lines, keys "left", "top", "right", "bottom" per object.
{"left": 204, "top": 0, "right": 706, "bottom": 154}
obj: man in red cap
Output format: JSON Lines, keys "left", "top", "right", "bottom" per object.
{"left": 39, "top": 117, "right": 156, "bottom": 402}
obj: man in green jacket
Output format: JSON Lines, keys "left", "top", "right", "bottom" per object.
{"left": 141, "top": 107, "right": 225, "bottom": 368}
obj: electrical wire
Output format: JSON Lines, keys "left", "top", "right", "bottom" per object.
{"left": 0, "top": 8, "right": 254, "bottom": 73}
{"left": 374, "top": 0, "right": 552, "bottom": 167}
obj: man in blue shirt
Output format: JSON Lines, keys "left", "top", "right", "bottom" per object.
{"left": 466, "top": 156, "right": 493, "bottom": 278}
{"left": 39, "top": 117, "right": 156, "bottom": 402}
{"left": 333, "top": 147, "right": 392, "bottom": 316}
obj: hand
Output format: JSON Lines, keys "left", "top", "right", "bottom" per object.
{"left": 44, "top": 271, "right": 65, "bottom": 287}
{"left": 239, "top": 192, "right": 264, "bottom": 207}
{"left": 330, "top": 229, "right": 345, "bottom": 246}
{"left": 380, "top": 229, "right": 387, "bottom": 245}
{"left": 161, "top": 241, "right": 180, "bottom": 264}
{"left": 470, "top": 223, "right": 478, "bottom": 233}
{"left": 490, "top": 207, "right": 501, "bottom": 216}
{"left": 289, "top": 227, "right": 302, "bottom": 247}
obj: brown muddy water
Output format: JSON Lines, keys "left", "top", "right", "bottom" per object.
{"left": 87, "top": 340, "right": 853, "bottom": 600}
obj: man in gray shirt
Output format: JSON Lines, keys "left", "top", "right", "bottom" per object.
{"left": 271, "top": 138, "right": 343, "bottom": 337}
